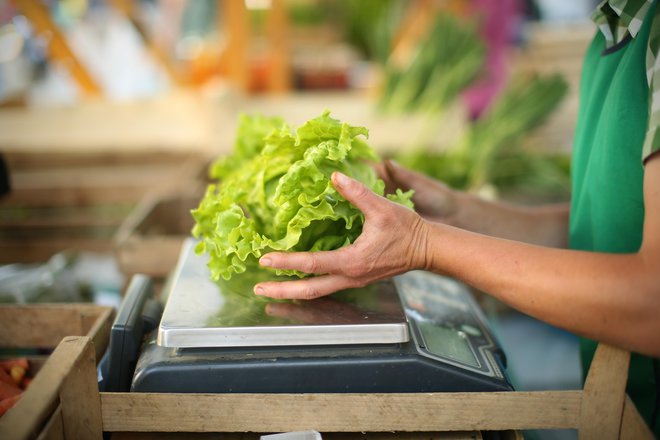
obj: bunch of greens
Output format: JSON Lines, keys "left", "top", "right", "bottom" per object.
{"left": 378, "top": 12, "right": 485, "bottom": 114}
{"left": 339, "top": 0, "right": 405, "bottom": 65}
{"left": 396, "top": 73, "right": 571, "bottom": 199}
{"left": 192, "top": 111, "right": 414, "bottom": 281}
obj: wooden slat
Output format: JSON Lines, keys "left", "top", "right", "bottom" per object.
{"left": 0, "top": 337, "right": 96, "bottom": 440}
{"left": 0, "top": 305, "right": 112, "bottom": 350}
{"left": 80, "top": 307, "right": 115, "bottom": 361}
{"left": 36, "top": 406, "right": 64, "bottom": 440}
{"left": 111, "top": 432, "right": 483, "bottom": 440}
{"left": 115, "top": 235, "right": 186, "bottom": 277}
{"left": 0, "top": 238, "right": 114, "bottom": 264}
{"left": 59, "top": 337, "right": 103, "bottom": 439}
{"left": 0, "top": 307, "right": 83, "bottom": 348}
{"left": 0, "top": 216, "right": 124, "bottom": 229}
{"left": 114, "top": 192, "right": 199, "bottom": 278}
{"left": 100, "top": 391, "right": 582, "bottom": 433}
{"left": 13, "top": 0, "right": 101, "bottom": 96}
{"left": 578, "top": 343, "right": 630, "bottom": 439}
{"left": 3, "top": 151, "right": 201, "bottom": 171}
{"left": 620, "top": 395, "right": 655, "bottom": 440}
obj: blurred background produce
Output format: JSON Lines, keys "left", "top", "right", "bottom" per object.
{"left": 0, "top": 0, "right": 600, "bottom": 414}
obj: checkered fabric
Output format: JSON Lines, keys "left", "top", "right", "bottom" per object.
{"left": 592, "top": 0, "right": 660, "bottom": 162}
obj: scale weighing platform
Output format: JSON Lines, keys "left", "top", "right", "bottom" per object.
{"left": 99, "top": 239, "right": 513, "bottom": 394}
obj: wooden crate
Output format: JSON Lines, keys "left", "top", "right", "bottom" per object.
{"left": 2, "top": 334, "right": 648, "bottom": 438}
{"left": 0, "top": 151, "right": 205, "bottom": 264}
{"left": 97, "top": 343, "right": 654, "bottom": 439}
{"left": 114, "top": 189, "right": 202, "bottom": 279}
{"left": 0, "top": 304, "right": 114, "bottom": 439}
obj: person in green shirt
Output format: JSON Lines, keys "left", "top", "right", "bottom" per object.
{"left": 254, "top": 0, "right": 660, "bottom": 433}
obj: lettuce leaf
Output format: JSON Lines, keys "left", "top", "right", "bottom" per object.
{"left": 192, "top": 110, "right": 414, "bottom": 280}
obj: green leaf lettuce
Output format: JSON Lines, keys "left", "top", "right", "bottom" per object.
{"left": 192, "top": 111, "right": 414, "bottom": 280}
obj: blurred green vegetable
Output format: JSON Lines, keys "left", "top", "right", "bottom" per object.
{"left": 192, "top": 111, "right": 413, "bottom": 281}
{"left": 396, "top": 73, "right": 571, "bottom": 199}
{"left": 339, "top": 0, "right": 405, "bottom": 65}
{"left": 378, "top": 12, "right": 485, "bottom": 114}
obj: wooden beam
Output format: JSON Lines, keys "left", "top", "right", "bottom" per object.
{"left": 578, "top": 343, "right": 630, "bottom": 439}
{"left": 110, "top": 432, "right": 484, "bottom": 440}
{"left": 100, "top": 390, "right": 582, "bottom": 433}
{"left": 14, "top": 0, "right": 101, "bottom": 97}
{"left": 59, "top": 337, "right": 103, "bottom": 439}
{"left": 0, "top": 305, "right": 113, "bottom": 356}
{"left": 0, "top": 306, "right": 85, "bottom": 348}
{"left": 266, "top": 0, "right": 291, "bottom": 93}
{"left": 620, "top": 395, "right": 654, "bottom": 440}
{"left": 221, "top": 0, "right": 250, "bottom": 91}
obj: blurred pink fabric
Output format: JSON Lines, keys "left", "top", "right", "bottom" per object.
{"left": 462, "top": 0, "right": 522, "bottom": 119}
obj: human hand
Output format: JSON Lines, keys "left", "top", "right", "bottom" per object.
{"left": 378, "top": 160, "right": 460, "bottom": 225}
{"left": 253, "top": 172, "right": 429, "bottom": 300}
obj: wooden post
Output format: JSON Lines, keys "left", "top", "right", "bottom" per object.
{"left": 265, "top": 0, "right": 291, "bottom": 93}
{"left": 221, "top": 0, "right": 250, "bottom": 92}
{"left": 389, "top": 0, "right": 435, "bottom": 68}
{"left": 14, "top": 0, "right": 102, "bottom": 97}
{"left": 578, "top": 343, "right": 630, "bottom": 439}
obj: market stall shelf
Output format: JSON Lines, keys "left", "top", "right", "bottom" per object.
{"left": 114, "top": 191, "right": 202, "bottom": 281}
{"left": 0, "top": 151, "right": 205, "bottom": 265}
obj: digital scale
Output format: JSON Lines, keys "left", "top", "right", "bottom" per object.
{"left": 99, "top": 239, "right": 513, "bottom": 394}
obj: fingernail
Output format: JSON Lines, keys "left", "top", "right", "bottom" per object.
{"left": 254, "top": 285, "right": 265, "bottom": 296}
{"left": 260, "top": 257, "right": 272, "bottom": 267}
{"left": 333, "top": 172, "right": 350, "bottom": 188}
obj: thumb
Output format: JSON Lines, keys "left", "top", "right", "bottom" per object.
{"left": 331, "top": 172, "right": 384, "bottom": 216}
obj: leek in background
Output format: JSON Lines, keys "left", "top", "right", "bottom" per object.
{"left": 378, "top": 12, "right": 486, "bottom": 115}
{"left": 395, "top": 73, "right": 571, "bottom": 200}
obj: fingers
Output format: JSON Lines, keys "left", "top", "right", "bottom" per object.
{"left": 259, "top": 248, "right": 347, "bottom": 276}
{"left": 254, "top": 274, "right": 359, "bottom": 300}
{"left": 332, "top": 172, "right": 384, "bottom": 217}
{"left": 382, "top": 160, "right": 410, "bottom": 191}
{"left": 384, "top": 159, "right": 433, "bottom": 190}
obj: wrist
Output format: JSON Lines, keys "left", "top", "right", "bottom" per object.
{"left": 410, "top": 216, "right": 434, "bottom": 272}
{"left": 442, "top": 188, "right": 468, "bottom": 228}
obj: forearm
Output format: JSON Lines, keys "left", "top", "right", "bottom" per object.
{"left": 423, "top": 222, "right": 660, "bottom": 356}
{"left": 447, "top": 193, "right": 570, "bottom": 248}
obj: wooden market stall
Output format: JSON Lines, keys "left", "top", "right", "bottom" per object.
{"left": 0, "top": 330, "right": 652, "bottom": 439}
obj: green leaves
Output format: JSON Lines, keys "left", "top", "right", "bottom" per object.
{"left": 378, "top": 12, "right": 485, "bottom": 115}
{"left": 192, "top": 111, "right": 413, "bottom": 281}
{"left": 396, "top": 73, "right": 571, "bottom": 199}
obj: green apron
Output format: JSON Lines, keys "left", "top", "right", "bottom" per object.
{"left": 570, "top": 1, "right": 658, "bottom": 433}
